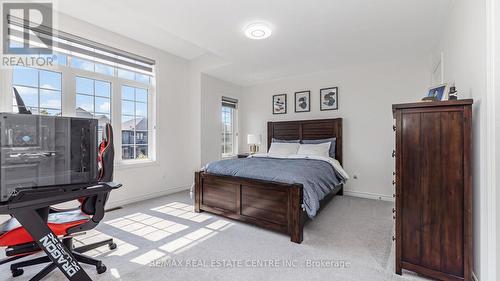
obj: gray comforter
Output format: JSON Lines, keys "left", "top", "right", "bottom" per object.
{"left": 205, "top": 157, "right": 346, "bottom": 218}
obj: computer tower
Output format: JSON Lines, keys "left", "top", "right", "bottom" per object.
{"left": 0, "top": 113, "right": 98, "bottom": 201}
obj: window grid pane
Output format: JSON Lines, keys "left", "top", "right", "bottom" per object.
{"left": 122, "top": 86, "right": 148, "bottom": 160}
{"left": 12, "top": 67, "right": 62, "bottom": 116}
{"left": 221, "top": 106, "right": 234, "bottom": 156}
{"left": 75, "top": 76, "right": 112, "bottom": 130}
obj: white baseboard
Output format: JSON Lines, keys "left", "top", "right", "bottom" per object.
{"left": 344, "top": 190, "right": 394, "bottom": 202}
{"left": 107, "top": 186, "right": 190, "bottom": 209}
{"left": 472, "top": 271, "right": 479, "bottom": 281}
{"left": 107, "top": 186, "right": 394, "bottom": 209}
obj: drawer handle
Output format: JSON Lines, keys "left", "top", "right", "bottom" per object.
{"left": 393, "top": 125, "right": 396, "bottom": 131}
{"left": 392, "top": 208, "right": 396, "bottom": 213}
{"left": 392, "top": 180, "right": 396, "bottom": 185}
{"left": 392, "top": 236, "right": 396, "bottom": 242}
{"left": 393, "top": 215, "right": 396, "bottom": 220}
{"left": 393, "top": 194, "right": 396, "bottom": 198}
{"left": 393, "top": 171, "right": 396, "bottom": 176}
{"left": 392, "top": 150, "right": 396, "bottom": 158}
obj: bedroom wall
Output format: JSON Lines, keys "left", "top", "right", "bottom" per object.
{"left": 238, "top": 57, "right": 430, "bottom": 201}
{"left": 201, "top": 74, "right": 242, "bottom": 165}
{"left": 433, "top": 0, "right": 488, "bottom": 279}
{"left": 54, "top": 13, "right": 201, "bottom": 207}
{"left": 494, "top": 0, "right": 500, "bottom": 275}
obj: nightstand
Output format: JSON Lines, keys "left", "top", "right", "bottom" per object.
{"left": 237, "top": 153, "right": 250, "bottom": 158}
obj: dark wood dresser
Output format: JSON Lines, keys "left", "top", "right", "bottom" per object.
{"left": 392, "top": 100, "right": 473, "bottom": 281}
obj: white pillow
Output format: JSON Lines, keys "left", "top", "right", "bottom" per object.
{"left": 268, "top": 143, "right": 300, "bottom": 158}
{"left": 297, "top": 142, "right": 331, "bottom": 158}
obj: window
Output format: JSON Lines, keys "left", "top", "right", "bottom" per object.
{"left": 121, "top": 86, "right": 148, "bottom": 160}
{"left": 72, "top": 57, "right": 95, "bottom": 72}
{"left": 4, "top": 18, "right": 156, "bottom": 163}
{"left": 118, "top": 68, "right": 151, "bottom": 84}
{"left": 12, "top": 67, "right": 62, "bottom": 116}
{"left": 221, "top": 97, "right": 238, "bottom": 158}
{"left": 75, "top": 77, "right": 112, "bottom": 133}
{"left": 41, "top": 53, "right": 68, "bottom": 66}
{"left": 72, "top": 56, "right": 114, "bottom": 76}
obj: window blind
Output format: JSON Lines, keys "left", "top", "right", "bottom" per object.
{"left": 6, "top": 15, "right": 155, "bottom": 74}
{"left": 222, "top": 96, "right": 238, "bottom": 109}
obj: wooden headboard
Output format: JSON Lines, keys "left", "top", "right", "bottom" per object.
{"left": 267, "top": 118, "right": 343, "bottom": 165}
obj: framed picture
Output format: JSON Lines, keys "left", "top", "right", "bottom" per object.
{"left": 272, "top": 94, "right": 287, "bottom": 114}
{"left": 426, "top": 83, "right": 449, "bottom": 101}
{"left": 320, "top": 87, "right": 338, "bottom": 111}
{"left": 294, "top": 91, "right": 310, "bottom": 113}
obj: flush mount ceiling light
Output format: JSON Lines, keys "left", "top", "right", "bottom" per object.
{"left": 244, "top": 22, "right": 272, "bottom": 40}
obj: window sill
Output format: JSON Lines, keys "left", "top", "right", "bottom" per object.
{"left": 115, "top": 159, "right": 159, "bottom": 170}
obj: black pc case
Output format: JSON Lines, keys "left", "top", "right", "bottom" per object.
{"left": 0, "top": 113, "right": 98, "bottom": 201}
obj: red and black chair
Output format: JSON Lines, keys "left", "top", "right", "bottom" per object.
{"left": 0, "top": 123, "right": 118, "bottom": 280}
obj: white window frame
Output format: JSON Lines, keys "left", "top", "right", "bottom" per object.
{"left": 221, "top": 104, "right": 238, "bottom": 158}
{"left": 0, "top": 55, "right": 157, "bottom": 166}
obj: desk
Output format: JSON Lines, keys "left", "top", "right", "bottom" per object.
{"left": 0, "top": 182, "right": 120, "bottom": 281}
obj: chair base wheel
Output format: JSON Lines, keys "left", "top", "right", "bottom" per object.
{"left": 96, "top": 264, "right": 106, "bottom": 274}
{"left": 12, "top": 268, "right": 24, "bottom": 277}
{"left": 109, "top": 243, "right": 117, "bottom": 250}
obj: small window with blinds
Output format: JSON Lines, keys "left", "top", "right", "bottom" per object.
{"left": 221, "top": 97, "right": 238, "bottom": 158}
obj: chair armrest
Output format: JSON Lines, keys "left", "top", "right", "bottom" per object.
{"left": 49, "top": 206, "right": 80, "bottom": 213}
{"left": 99, "top": 182, "right": 122, "bottom": 189}
{"left": 50, "top": 184, "right": 119, "bottom": 214}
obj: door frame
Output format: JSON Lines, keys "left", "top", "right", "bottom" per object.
{"left": 483, "top": 0, "right": 497, "bottom": 280}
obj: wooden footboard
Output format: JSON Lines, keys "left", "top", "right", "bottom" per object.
{"left": 194, "top": 171, "right": 304, "bottom": 243}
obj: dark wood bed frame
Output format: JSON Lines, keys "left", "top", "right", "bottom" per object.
{"left": 194, "top": 118, "right": 343, "bottom": 243}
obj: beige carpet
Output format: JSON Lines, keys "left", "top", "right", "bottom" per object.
{"left": 0, "top": 191, "right": 430, "bottom": 281}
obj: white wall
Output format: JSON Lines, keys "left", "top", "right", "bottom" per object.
{"left": 55, "top": 13, "right": 201, "bottom": 207}
{"left": 494, "top": 0, "right": 500, "bottom": 276}
{"left": 238, "top": 57, "right": 429, "bottom": 200}
{"left": 200, "top": 74, "right": 242, "bottom": 165}
{"left": 434, "top": 0, "right": 488, "bottom": 279}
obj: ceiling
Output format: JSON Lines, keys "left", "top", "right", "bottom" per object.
{"left": 54, "top": 0, "right": 453, "bottom": 86}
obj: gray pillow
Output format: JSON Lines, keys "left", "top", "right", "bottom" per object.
{"left": 302, "top": 138, "right": 336, "bottom": 159}
{"left": 272, "top": 138, "right": 300, "bottom": 143}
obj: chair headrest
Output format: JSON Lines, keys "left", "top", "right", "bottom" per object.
{"left": 97, "top": 123, "right": 114, "bottom": 182}
{"left": 13, "top": 87, "right": 32, "bottom": 115}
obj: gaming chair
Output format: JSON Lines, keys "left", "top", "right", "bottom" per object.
{"left": 0, "top": 123, "right": 118, "bottom": 280}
